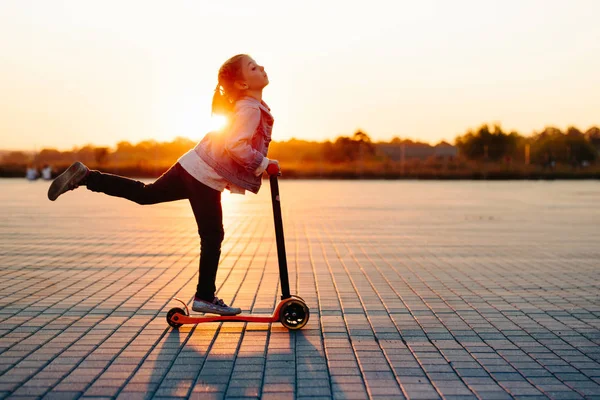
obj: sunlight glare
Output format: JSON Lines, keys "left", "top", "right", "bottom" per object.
{"left": 220, "top": 189, "right": 245, "bottom": 216}
{"left": 210, "top": 115, "right": 228, "bottom": 131}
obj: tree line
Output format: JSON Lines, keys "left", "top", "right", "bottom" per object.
{"left": 2, "top": 124, "right": 599, "bottom": 174}
{"left": 455, "top": 125, "right": 599, "bottom": 165}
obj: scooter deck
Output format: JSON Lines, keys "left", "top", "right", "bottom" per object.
{"left": 170, "top": 313, "right": 278, "bottom": 325}
{"left": 167, "top": 296, "right": 304, "bottom": 326}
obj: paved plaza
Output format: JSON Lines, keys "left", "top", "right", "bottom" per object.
{"left": 1, "top": 179, "right": 599, "bottom": 400}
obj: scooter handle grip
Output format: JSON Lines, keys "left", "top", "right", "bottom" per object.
{"left": 266, "top": 163, "right": 281, "bottom": 176}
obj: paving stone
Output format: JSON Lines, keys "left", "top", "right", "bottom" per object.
{"left": 1, "top": 180, "right": 599, "bottom": 399}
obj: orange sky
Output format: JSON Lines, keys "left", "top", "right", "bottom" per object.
{"left": 1, "top": 0, "right": 599, "bottom": 151}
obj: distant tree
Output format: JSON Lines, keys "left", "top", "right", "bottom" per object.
{"left": 531, "top": 126, "right": 597, "bottom": 164}
{"left": 1, "top": 151, "right": 31, "bottom": 165}
{"left": 585, "top": 126, "right": 600, "bottom": 140}
{"left": 584, "top": 127, "right": 600, "bottom": 151}
{"left": 94, "top": 147, "right": 110, "bottom": 166}
{"left": 263, "top": 138, "right": 321, "bottom": 163}
{"left": 566, "top": 126, "right": 583, "bottom": 137}
{"left": 352, "top": 130, "right": 372, "bottom": 144}
{"left": 565, "top": 126, "right": 597, "bottom": 163}
{"left": 36, "top": 148, "right": 67, "bottom": 165}
{"left": 322, "top": 141, "right": 335, "bottom": 162}
{"left": 455, "top": 124, "right": 521, "bottom": 161}
{"left": 353, "top": 130, "right": 375, "bottom": 159}
{"left": 116, "top": 141, "right": 134, "bottom": 153}
{"left": 323, "top": 130, "right": 376, "bottom": 163}
{"left": 75, "top": 145, "right": 98, "bottom": 164}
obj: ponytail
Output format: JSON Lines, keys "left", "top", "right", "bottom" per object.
{"left": 211, "top": 54, "right": 247, "bottom": 116}
{"left": 211, "top": 83, "right": 233, "bottom": 116}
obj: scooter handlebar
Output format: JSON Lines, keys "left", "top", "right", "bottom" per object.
{"left": 266, "top": 163, "right": 281, "bottom": 176}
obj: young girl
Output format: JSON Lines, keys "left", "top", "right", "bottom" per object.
{"left": 47, "top": 54, "right": 279, "bottom": 316}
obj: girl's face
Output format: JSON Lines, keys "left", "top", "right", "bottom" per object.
{"left": 239, "top": 56, "right": 269, "bottom": 91}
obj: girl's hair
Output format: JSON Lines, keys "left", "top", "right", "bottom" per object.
{"left": 212, "top": 54, "right": 248, "bottom": 116}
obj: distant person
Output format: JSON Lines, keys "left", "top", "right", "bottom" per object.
{"left": 47, "top": 54, "right": 278, "bottom": 316}
{"left": 41, "top": 164, "right": 53, "bottom": 180}
{"left": 26, "top": 165, "right": 39, "bottom": 181}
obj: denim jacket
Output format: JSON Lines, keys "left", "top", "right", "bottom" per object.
{"left": 194, "top": 96, "right": 274, "bottom": 194}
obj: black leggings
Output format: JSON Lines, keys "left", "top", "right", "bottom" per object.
{"left": 86, "top": 162, "right": 223, "bottom": 301}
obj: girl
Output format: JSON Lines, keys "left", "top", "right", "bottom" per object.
{"left": 47, "top": 54, "right": 279, "bottom": 316}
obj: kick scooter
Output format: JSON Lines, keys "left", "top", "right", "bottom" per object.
{"left": 166, "top": 164, "right": 310, "bottom": 330}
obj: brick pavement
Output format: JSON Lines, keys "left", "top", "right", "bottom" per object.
{"left": 1, "top": 179, "right": 599, "bottom": 399}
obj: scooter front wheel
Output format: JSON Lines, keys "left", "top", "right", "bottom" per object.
{"left": 167, "top": 307, "right": 186, "bottom": 329}
{"left": 279, "top": 299, "right": 309, "bottom": 330}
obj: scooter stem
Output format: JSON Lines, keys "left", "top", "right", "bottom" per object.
{"left": 267, "top": 165, "right": 291, "bottom": 300}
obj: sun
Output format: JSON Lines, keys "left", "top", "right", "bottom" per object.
{"left": 157, "top": 113, "right": 229, "bottom": 143}
{"left": 210, "top": 114, "right": 228, "bottom": 131}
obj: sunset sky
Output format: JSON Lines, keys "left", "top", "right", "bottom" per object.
{"left": 1, "top": 0, "right": 599, "bottom": 151}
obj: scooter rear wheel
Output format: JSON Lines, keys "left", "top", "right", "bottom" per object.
{"left": 279, "top": 299, "right": 309, "bottom": 330}
{"left": 167, "top": 307, "right": 186, "bottom": 328}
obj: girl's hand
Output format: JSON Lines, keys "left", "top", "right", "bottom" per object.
{"left": 266, "top": 159, "right": 280, "bottom": 175}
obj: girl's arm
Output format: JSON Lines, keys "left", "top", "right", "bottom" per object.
{"left": 225, "top": 105, "right": 269, "bottom": 175}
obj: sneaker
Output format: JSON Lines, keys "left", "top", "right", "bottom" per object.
{"left": 47, "top": 161, "right": 89, "bottom": 201}
{"left": 192, "top": 296, "right": 242, "bottom": 316}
